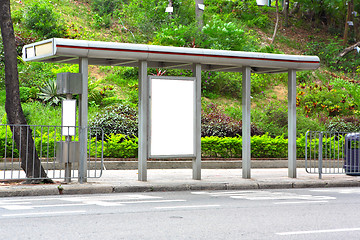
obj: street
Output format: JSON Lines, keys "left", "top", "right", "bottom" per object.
{"left": 0, "top": 188, "right": 360, "bottom": 239}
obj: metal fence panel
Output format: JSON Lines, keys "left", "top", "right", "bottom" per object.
{"left": 305, "top": 131, "right": 360, "bottom": 178}
{"left": 0, "top": 124, "right": 103, "bottom": 181}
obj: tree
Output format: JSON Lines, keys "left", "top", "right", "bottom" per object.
{"left": 0, "top": 0, "right": 52, "bottom": 183}
{"left": 195, "top": 0, "right": 204, "bottom": 30}
{"left": 271, "top": 0, "right": 279, "bottom": 44}
{"left": 343, "top": 0, "right": 353, "bottom": 45}
{"left": 283, "top": 0, "right": 290, "bottom": 27}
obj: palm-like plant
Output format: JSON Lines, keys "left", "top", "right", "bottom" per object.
{"left": 38, "top": 80, "right": 65, "bottom": 106}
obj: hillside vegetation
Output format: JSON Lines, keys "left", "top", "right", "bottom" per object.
{"left": 1, "top": 0, "right": 360, "bottom": 141}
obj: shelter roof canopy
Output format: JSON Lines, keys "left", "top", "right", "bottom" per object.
{"left": 22, "top": 38, "right": 320, "bottom": 74}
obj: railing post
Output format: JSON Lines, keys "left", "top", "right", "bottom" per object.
{"left": 318, "top": 132, "right": 323, "bottom": 179}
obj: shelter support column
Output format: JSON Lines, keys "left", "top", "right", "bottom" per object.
{"left": 78, "top": 57, "right": 88, "bottom": 183}
{"left": 288, "top": 69, "right": 297, "bottom": 178}
{"left": 138, "top": 60, "right": 148, "bottom": 181}
{"left": 193, "top": 63, "right": 201, "bottom": 180}
{"left": 242, "top": 66, "right": 251, "bottom": 179}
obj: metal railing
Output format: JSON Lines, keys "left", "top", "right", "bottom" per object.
{"left": 305, "top": 131, "right": 360, "bottom": 178}
{"left": 0, "top": 124, "right": 104, "bottom": 181}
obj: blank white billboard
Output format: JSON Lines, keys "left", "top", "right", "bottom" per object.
{"left": 62, "top": 99, "right": 76, "bottom": 136}
{"left": 149, "top": 77, "right": 195, "bottom": 157}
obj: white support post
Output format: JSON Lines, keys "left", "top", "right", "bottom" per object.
{"left": 193, "top": 63, "right": 202, "bottom": 180}
{"left": 242, "top": 66, "right": 251, "bottom": 179}
{"left": 288, "top": 69, "right": 297, "bottom": 178}
{"left": 78, "top": 57, "right": 88, "bottom": 183}
{"left": 138, "top": 61, "right": 148, "bottom": 181}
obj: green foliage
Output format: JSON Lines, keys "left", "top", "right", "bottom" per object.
{"left": 153, "top": 22, "right": 199, "bottom": 47}
{"left": 201, "top": 71, "right": 242, "bottom": 98}
{"left": 0, "top": 125, "right": 19, "bottom": 158}
{"left": 306, "top": 38, "right": 360, "bottom": 73}
{"left": 101, "top": 134, "right": 138, "bottom": 158}
{"left": 202, "top": 16, "right": 258, "bottom": 52}
{"left": 87, "top": 133, "right": 312, "bottom": 159}
{"left": 116, "top": 0, "right": 169, "bottom": 42}
{"left": 91, "top": 0, "right": 120, "bottom": 16}
{"left": 88, "top": 81, "right": 117, "bottom": 107}
{"left": 19, "top": 86, "right": 39, "bottom": 102}
{"left": 21, "top": 101, "right": 61, "bottom": 126}
{"left": 38, "top": 80, "right": 64, "bottom": 106}
{"left": 92, "top": 13, "right": 111, "bottom": 29}
{"left": 297, "top": 78, "right": 357, "bottom": 117}
{"left": 233, "top": 0, "right": 271, "bottom": 29}
{"left": 251, "top": 134, "right": 288, "bottom": 158}
{"left": 19, "top": 62, "right": 56, "bottom": 88}
{"left": 23, "top": 0, "right": 67, "bottom": 39}
{"left": 89, "top": 104, "right": 138, "bottom": 138}
{"left": 297, "top": 0, "right": 347, "bottom": 32}
{"left": 202, "top": 103, "right": 263, "bottom": 137}
{"left": 326, "top": 116, "right": 360, "bottom": 132}
{"left": 331, "top": 78, "right": 360, "bottom": 113}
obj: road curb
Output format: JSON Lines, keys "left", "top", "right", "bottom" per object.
{"left": 2, "top": 179, "right": 360, "bottom": 197}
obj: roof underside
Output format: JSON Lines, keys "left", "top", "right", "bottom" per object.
{"left": 22, "top": 38, "right": 320, "bottom": 74}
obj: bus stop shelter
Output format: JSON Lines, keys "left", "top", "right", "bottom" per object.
{"left": 22, "top": 38, "right": 320, "bottom": 182}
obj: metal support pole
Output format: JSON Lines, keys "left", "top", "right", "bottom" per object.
{"left": 138, "top": 60, "right": 148, "bottom": 181}
{"left": 288, "top": 69, "right": 297, "bottom": 178}
{"left": 64, "top": 135, "right": 72, "bottom": 183}
{"left": 242, "top": 66, "right": 251, "bottom": 179}
{"left": 193, "top": 63, "right": 201, "bottom": 180}
{"left": 65, "top": 93, "right": 73, "bottom": 183}
{"left": 78, "top": 57, "right": 88, "bottom": 183}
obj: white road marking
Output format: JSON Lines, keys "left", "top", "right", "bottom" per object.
{"left": 273, "top": 200, "right": 328, "bottom": 205}
{"left": 2, "top": 210, "right": 86, "bottom": 218}
{"left": 83, "top": 201, "right": 123, "bottom": 207}
{"left": 276, "top": 228, "right": 360, "bottom": 235}
{"left": 311, "top": 189, "right": 360, "bottom": 194}
{"left": 119, "top": 200, "right": 186, "bottom": 204}
{"left": 0, "top": 194, "right": 184, "bottom": 210}
{"left": 193, "top": 190, "right": 336, "bottom": 201}
{"left": 155, "top": 205, "right": 220, "bottom": 210}
{"left": 0, "top": 205, "right": 34, "bottom": 210}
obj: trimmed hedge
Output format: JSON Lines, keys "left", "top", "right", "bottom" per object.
{"left": 94, "top": 134, "right": 309, "bottom": 159}
{"left": 0, "top": 130, "right": 342, "bottom": 159}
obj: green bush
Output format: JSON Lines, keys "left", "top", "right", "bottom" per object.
{"left": 202, "top": 16, "right": 258, "bottom": 52}
{"left": 89, "top": 104, "right": 138, "bottom": 138}
{"left": 202, "top": 136, "right": 242, "bottom": 158}
{"left": 326, "top": 116, "right": 360, "bottom": 132}
{"left": 23, "top": 1, "right": 67, "bottom": 39}
{"left": 19, "top": 87, "right": 39, "bottom": 102}
{"left": 102, "top": 134, "right": 138, "bottom": 158}
{"left": 251, "top": 134, "right": 287, "bottom": 158}
{"left": 202, "top": 103, "right": 263, "bottom": 137}
{"left": 153, "top": 22, "right": 199, "bottom": 47}
{"left": 91, "top": 0, "right": 120, "bottom": 16}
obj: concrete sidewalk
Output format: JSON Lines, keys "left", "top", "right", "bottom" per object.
{"left": 1, "top": 168, "right": 360, "bottom": 197}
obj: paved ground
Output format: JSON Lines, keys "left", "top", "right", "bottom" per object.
{"left": 1, "top": 168, "right": 360, "bottom": 197}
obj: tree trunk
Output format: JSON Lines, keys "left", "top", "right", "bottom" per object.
{"left": 271, "top": 0, "right": 279, "bottom": 44}
{"left": 283, "top": 0, "right": 289, "bottom": 27}
{"left": 0, "top": 0, "right": 52, "bottom": 183}
{"left": 195, "top": 0, "right": 204, "bottom": 30}
{"left": 343, "top": 1, "right": 352, "bottom": 46}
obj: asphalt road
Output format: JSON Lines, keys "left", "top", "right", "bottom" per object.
{"left": 0, "top": 188, "right": 360, "bottom": 240}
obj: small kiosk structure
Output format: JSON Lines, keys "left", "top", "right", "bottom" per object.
{"left": 23, "top": 38, "right": 320, "bottom": 182}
